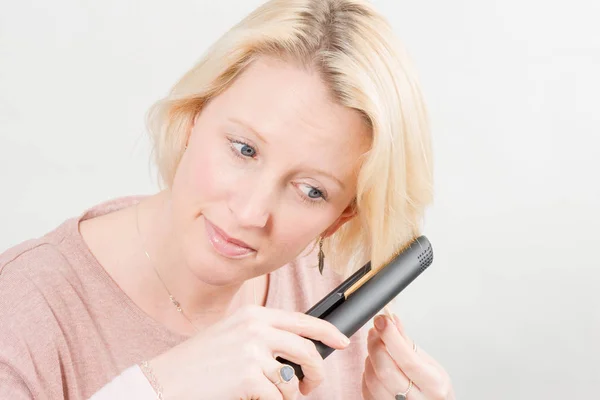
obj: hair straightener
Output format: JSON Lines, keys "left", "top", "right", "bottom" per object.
{"left": 276, "top": 235, "right": 433, "bottom": 380}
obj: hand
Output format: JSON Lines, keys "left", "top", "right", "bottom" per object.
{"left": 362, "top": 314, "right": 455, "bottom": 400}
{"left": 148, "top": 304, "right": 351, "bottom": 400}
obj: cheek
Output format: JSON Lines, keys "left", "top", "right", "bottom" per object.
{"left": 276, "top": 219, "right": 312, "bottom": 244}
{"left": 269, "top": 221, "right": 314, "bottom": 263}
{"left": 188, "top": 158, "right": 217, "bottom": 195}
{"left": 185, "top": 143, "right": 230, "bottom": 200}
{"left": 268, "top": 206, "right": 333, "bottom": 261}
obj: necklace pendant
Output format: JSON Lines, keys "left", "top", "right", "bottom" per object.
{"left": 169, "top": 295, "right": 181, "bottom": 309}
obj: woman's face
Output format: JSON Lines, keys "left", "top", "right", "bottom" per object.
{"left": 170, "top": 56, "right": 371, "bottom": 285}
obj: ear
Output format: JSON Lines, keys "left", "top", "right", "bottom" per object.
{"left": 322, "top": 199, "right": 358, "bottom": 239}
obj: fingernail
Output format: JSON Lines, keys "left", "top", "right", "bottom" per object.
{"left": 341, "top": 336, "right": 351, "bottom": 346}
{"left": 374, "top": 315, "right": 386, "bottom": 330}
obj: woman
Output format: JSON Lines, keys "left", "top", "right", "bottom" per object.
{"left": 0, "top": 0, "right": 454, "bottom": 399}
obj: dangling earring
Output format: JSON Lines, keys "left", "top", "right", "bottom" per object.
{"left": 317, "top": 236, "right": 325, "bottom": 275}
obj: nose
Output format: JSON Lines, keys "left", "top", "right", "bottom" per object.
{"left": 228, "top": 176, "right": 275, "bottom": 229}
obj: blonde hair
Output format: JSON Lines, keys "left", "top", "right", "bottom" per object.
{"left": 146, "top": 0, "right": 434, "bottom": 278}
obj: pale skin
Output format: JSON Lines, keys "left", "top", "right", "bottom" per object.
{"left": 80, "top": 55, "right": 454, "bottom": 399}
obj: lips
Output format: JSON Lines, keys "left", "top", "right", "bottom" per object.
{"left": 210, "top": 220, "right": 254, "bottom": 249}
{"left": 204, "top": 217, "right": 256, "bottom": 258}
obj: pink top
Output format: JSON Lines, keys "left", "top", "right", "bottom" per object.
{"left": 0, "top": 196, "right": 369, "bottom": 399}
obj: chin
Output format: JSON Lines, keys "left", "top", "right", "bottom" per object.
{"left": 182, "top": 244, "right": 251, "bottom": 287}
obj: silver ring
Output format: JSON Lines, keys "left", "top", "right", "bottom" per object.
{"left": 273, "top": 365, "right": 295, "bottom": 385}
{"left": 395, "top": 380, "right": 413, "bottom": 400}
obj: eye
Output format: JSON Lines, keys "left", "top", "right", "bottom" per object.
{"left": 307, "top": 188, "right": 323, "bottom": 199}
{"left": 298, "top": 184, "right": 326, "bottom": 201}
{"left": 231, "top": 140, "right": 257, "bottom": 158}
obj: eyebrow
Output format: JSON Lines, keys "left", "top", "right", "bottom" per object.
{"left": 227, "top": 117, "right": 345, "bottom": 190}
{"left": 227, "top": 117, "right": 269, "bottom": 144}
{"left": 306, "top": 167, "right": 346, "bottom": 189}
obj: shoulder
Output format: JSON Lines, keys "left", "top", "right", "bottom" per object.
{"left": 0, "top": 218, "right": 77, "bottom": 305}
{"left": 0, "top": 195, "right": 141, "bottom": 309}
{"left": 0, "top": 218, "right": 89, "bottom": 397}
{"left": 0, "top": 219, "right": 78, "bottom": 352}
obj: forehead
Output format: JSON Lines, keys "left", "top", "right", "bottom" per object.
{"left": 211, "top": 56, "right": 371, "bottom": 179}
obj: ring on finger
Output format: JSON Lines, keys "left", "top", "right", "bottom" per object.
{"left": 272, "top": 364, "right": 295, "bottom": 386}
{"left": 395, "top": 380, "right": 413, "bottom": 400}
{"left": 395, "top": 341, "right": 417, "bottom": 399}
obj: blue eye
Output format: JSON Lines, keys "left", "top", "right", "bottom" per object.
{"left": 232, "top": 141, "right": 256, "bottom": 157}
{"left": 308, "top": 188, "right": 323, "bottom": 199}
{"left": 299, "top": 184, "right": 326, "bottom": 201}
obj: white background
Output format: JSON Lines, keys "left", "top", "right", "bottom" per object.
{"left": 1, "top": 0, "right": 598, "bottom": 398}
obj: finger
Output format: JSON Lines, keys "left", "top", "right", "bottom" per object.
{"left": 374, "top": 314, "right": 440, "bottom": 390}
{"left": 368, "top": 328, "right": 427, "bottom": 400}
{"left": 364, "top": 352, "right": 425, "bottom": 400}
{"left": 388, "top": 316, "right": 453, "bottom": 400}
{"left": 277, "top": 311, "right": 351, "bottom": 350}
{"left": 261, "top": 326, "right": 326, "bottom": 395}
{"left": 252, "top": 371, "right": 284, "bottom": 400}
{"left": 391, "top": 314, "right": 437, "bottom": 366}
{"left": 409, "top": 342, "right": 438, "bottom": 367}
{"left": 240, "top": 305, "right": 350, "bottom": 350}
{"left": 262, "top": 358, "right": 300, "bottom": 400}
{"left": 390, "top": 313, "right": 408, "bottom": 339}
{"left": 367, "top": 328, "right": 415, "bottom": 396}
{"left": 363, "top": 353, "right": 394, "bottom": 399}
{"left": 361, "top": 370, "right": 375, "bottom": 400}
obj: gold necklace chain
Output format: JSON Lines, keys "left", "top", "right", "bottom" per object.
{"left": 135, "top": 203, "right": 257, "bottom": 333}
